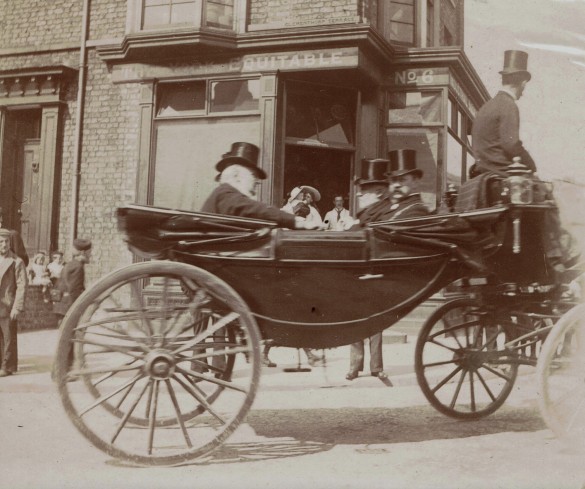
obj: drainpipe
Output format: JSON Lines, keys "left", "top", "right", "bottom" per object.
{"left": 70, "top": 0, "right": 90, "bottom": 243}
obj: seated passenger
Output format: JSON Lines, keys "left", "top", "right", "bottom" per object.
{"left": 384, "top": 149, "right": 429, "bottom": 220}
{"left": 201, "top": 142, "right": 321, "bottom": 231}
{"left": 352, "top": 158, "right": 393, "bottom": 227}
{"left": 281, "top": 185, "right": 323, "bottom": 225}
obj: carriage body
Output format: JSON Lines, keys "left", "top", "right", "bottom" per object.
{"left": 116, "top": 202, "right": 559, "bottom": 348}
{"left": 53, "top": 199, "right": 573, "bottom": 465}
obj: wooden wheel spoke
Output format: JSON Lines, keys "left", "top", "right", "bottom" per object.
{"left": 423, "top": 358, "right": 459, "bottom": 368}
{"left": 480, "top": 363, "right": 513, "bottom": 382}
{"left": 431, "top": 365, "right": 463, "bottom": 395}
{"left": 71, "top": 338, "right": 147, "bottom": 358}
{"left": 69, "top": 362, "right": 143, "bottom": 379}
{"left": 111, "top": 380, "right": 150, "bottom": 444}
{"left": 79, "top": 373, "right": 144, "bottom": 416}
{"left": 429, "top": 338, "right": 459, "bottom": 353}
{"left": 176, "top": 365, "right": 248, "bottom": 394}
{"left": 176, "top": 345, "right": 250, "bottom": 363}
{"left": 469, "top": 371, "right": 476, "bottom": 412}
{"left": 172, "top": 312, "right": 240, "bottom": 355}
{"left": 165, "top": 379, "right": 193, "bottom": 448}
{"left": 560, "top": 396, "right": 585, "bottom": 434}
{"left": 147, "top": 380, "right": 160, "bottom": 455}
{"left": 172, "top": 374, "right": 227, "bottom": 425}
{"left": 475, "top": 369, "right": 497, "bottom": 402}
{"left": 429, "top": 320, "right": 479, "bottom": 342}
{"left": 449, "top": 369, "right": 467, "bottom": 409}
{"left": 130, "top": 280, "right": 154, "bottom": 336}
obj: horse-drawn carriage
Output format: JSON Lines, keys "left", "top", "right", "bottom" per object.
{"left": 53, "top": 184, "right": 583, "bottom": 465}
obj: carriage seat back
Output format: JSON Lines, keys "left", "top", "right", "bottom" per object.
{"left": 275, "top": 229, "right": 369, "bottom": 261}
{"left": 454, "top": 173, "right": 504, "bottom": 212}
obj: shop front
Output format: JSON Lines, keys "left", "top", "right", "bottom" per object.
{"left": 111, "top": 44, "right": 485, "bottom": 218}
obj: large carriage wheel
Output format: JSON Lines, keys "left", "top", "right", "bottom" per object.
{"left": 415, "top": 298, "right": 519, "bottom": 419}
{"left": 54, "top": 261, "right": 261, "bottom": 466}
{"left": 537, "top": 303, "right": 585, "bottom": 451}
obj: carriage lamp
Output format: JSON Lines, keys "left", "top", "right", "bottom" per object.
{"left": 505, "top": 158, "right": 533, "bottom": 204}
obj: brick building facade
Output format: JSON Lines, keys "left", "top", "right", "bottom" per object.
{"left": 0, "top": 0, "right": 488, "bottom": 299}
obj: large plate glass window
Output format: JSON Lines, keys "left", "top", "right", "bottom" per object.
{"left": 151, "top": 78, "right": 261, "bottom": 211}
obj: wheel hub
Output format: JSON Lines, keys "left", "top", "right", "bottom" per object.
{"left": 144, "top": 350, "right": 176, "bottom": 380}
{"left": 454, "top": 349, "right": 487, "bottom": 371}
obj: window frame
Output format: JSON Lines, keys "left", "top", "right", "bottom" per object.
{"left": 126, "top": 0, "right": 243, "bottom": 34}
{"left": 154, "top": 76, "right": 262, "bottom": 121}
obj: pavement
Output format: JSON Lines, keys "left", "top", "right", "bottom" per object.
{"left": 1, "top": 327, "right": 423, "bottom": 394}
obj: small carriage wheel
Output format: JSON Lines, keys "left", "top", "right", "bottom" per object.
{"left": 537, "top": 303, "right": 585, "bottom": 451}
{"left": 54, "top": 261, "right": 261, "bottom": 466}
{"left": 415, "top": 298, "right": 518, "bottom": 420}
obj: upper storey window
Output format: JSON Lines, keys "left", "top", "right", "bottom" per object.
{"left": 376, "top": 0, "right": 463, "bottom": 48}
{"left": 379, "top": 0, "right": 416, "bottom": 46}
{"left": 137, "top": 0, "right": 234, "bottom": 31}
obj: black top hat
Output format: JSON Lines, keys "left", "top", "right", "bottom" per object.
{"left": 386, "top": 149, "right": 423, "bottom": 179}
{"left": 355, "top": 158, "right": 390, "bottom": 186}
{"left": 499, "top": 50, "right": 531, "bottom": 81}
{"left": 215, "top": 142, "right": 266, "bottom": 179}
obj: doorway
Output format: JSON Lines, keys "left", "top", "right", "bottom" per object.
{"left": 282, "top": 145, "right": 353, "bottom": 219}
{"left": 0, "top": 108, "right": 42, "bottom": 247}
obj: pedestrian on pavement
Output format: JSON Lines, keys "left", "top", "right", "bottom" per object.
{"left": 51, "top": 238, "right": 92, "bottom": 379}
{"left": 0, "top": 228, "right": 28, "bottom": 377}
{"left": 53, "top": 239, "right": 92, "bottom": 323}
{"left": 0, "top": 209, "right": 28, "bottom": 267}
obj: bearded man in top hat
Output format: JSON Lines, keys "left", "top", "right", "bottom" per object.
{"left": 384, "top": 149, "right": 429, "bottom": 220}
{"left": 472, "top": 50, "right": 537, "bottom": 175}
{"left": 202, "top": 142, "right": 321, "bottom": 230}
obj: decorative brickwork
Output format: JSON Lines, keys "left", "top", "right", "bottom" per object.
{"left": 0, "top": 0, "right": 82, "bottom": 50}
{"left": 249, "top": 0, "right": 360, "bottom": 27}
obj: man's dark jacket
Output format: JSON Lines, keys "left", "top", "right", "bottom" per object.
{"left": 201, "top": 183, "right": 296, "bottom": 228}
{"left": 472, "top": 91, "right": 536, "bottom": 173}
{"left": 357, "top": 192, "right": 429, "bottom": 226}
{"left": 54, "top": 259, "right": 85, "bottom": 317}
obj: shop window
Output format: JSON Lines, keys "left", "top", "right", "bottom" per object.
{"left": 210, "top": 79, "right": 260, "bottom": 113}
{"left": 388, "top": 91, "right": 442, "bottom": 125}
{"left": 387, "top": 127, "right": 439, "bottom": 210}
{"left": 285, "top": 83, "right": 356, "bottom": 148}
{"left": 156, "top": 81, "right": 206, "bottom": 116}
{"left": 152, "top": 116, "right": 260, "bottom": 211}
{"left": 139, "top": 0, "right": 234, "bottom": 30}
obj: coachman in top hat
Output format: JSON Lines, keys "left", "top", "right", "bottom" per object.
{"left": 472, "top": 50, "right": 537, "bottom": 175}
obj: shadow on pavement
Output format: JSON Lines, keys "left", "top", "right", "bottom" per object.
{"left": 155, "top": 404, "right": 546, "bottom": 467}
{"left": 244, "top": 405, "right": 546, "bottom": 445}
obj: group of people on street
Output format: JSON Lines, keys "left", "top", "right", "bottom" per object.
{"left": 0, "top": 213, "right": 91, "bottom": 377}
